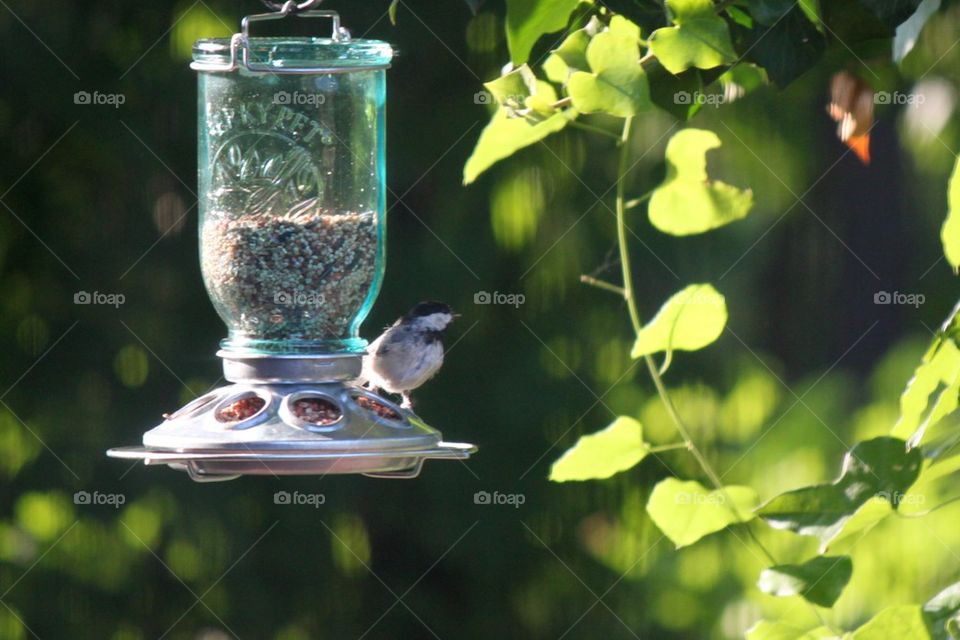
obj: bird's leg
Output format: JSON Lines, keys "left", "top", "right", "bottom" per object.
{"left": 400, "top": 393, "right": 413, "bottom": 410}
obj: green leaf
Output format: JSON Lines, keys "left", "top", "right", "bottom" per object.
{"left": 893, "top": 303, "right": 960, "bottom": 447}
{"left": 541, "top": 16, "right": 601, "bottom": 83}
{"left": 893, "top": 0, "right": 941, "bottom": 63}
{"left": 646, "top": 478, "right": 758, "bottom": 548}
{"left": 648, "top": 128, "right": 753, "bottom": 235}
{"left": 483, "top": 65, "right": 537, "bottom": 106}
{"left": 505, "top": 0, "right": 583, "bottom": 64}
{"left": 630, "top": 284, "right": 727, "bottom": 366}
{"left": 388, "top": 0, "right": 399, "bottom": 25}
{"left": 567, "top": 20, "right": 650, "bottom": 117}
{"left": 942, "top": 156, "right": 960, "bottom": 271}
{"left": 757, "top": 555, "right": 853, "bottom": 608}
{"left": 821, "top": 496, "right": 892, "bottom": 553}
{"left": 745, "top": 621, "right": 837, "bottom": 640}
{"left": 737, "top": 5, "right": 826, "bottom": 86}
{"left": 463, "top": 83, "right": 577, "bottom": 184}
{"left": 758, "top": 437, "right": 922, "bottom": 548}
{"left": 851, "top": 605, "right": 929, "bottom": 639}
{"left": 549, "top": 416, "right": 650, "bottom": 482}
{"left": 648, "top": 0, "right": 736, "bottom": 74}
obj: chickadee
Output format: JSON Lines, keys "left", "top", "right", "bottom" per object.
{"left": 361, "top": 301, "right": 458, "bottom": 409}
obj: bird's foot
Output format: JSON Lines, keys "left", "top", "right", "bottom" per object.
{"left": 400, "top": 394, "right": 413, "bottom": 410}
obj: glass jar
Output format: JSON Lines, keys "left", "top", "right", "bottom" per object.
{"left": 192, "top": 20, "right": 393, "bottom": 355}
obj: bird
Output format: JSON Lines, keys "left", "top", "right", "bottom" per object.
{"left": 361, "top": 301, "right": 458, "bottom": 410}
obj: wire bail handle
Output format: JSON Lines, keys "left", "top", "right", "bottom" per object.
{"left": 190, "top": 0, "right": 357, "bottom": 73}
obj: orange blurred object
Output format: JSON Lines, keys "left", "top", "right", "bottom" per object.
{"left": 827, "top": 71, "right": 874, "bottom": 164}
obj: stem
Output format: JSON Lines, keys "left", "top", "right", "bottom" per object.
{"left": 614, "top": 116, "right": 833, "bottom": 630}
{"left": 625, "top": 191, "right": 653, "bottom": 210}
{"left": 649, "top": 442, "right": 690, "bottom": 453}
{"left": 580, "top": 274, "right": 626, "bottom": 296}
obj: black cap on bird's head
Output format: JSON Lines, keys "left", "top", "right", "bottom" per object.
{"left": 405, "top": 301, "right": 456, "bottom": 320}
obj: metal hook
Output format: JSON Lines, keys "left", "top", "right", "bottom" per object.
{"left": 261, "top": 0, "right": 324, "bottom": 12}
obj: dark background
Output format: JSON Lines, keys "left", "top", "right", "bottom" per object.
{"left": 1, "top": 1, "right": 959, "bottom": 638}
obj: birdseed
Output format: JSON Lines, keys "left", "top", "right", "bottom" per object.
{"left": 216, "top": 396, "right": 266, "bottom": 423}
{"left": 291, "top": 397, "right": 342, "bottom": 425}
{"left": 354, "top": 395, "right": 402, "bottom": 421}
{"left": 201, "top": 206, "right": 378, "bottom": 343}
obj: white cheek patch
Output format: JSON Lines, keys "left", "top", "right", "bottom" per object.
{"left": 419, "top": 313, "right": 452, "bottom": 331}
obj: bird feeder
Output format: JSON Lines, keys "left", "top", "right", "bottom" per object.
{"left": 108, "top": 1, "right": 475, "bottom": 481}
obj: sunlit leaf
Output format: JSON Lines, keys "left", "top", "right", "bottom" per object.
{"left": 630, "top": 284, "right": 727, "bottom": 366}
{"left": 646, "top": 478, "right": 758, "bottom": 548}
{"left": 483, "top": 65, "right": 537, "bottom": 106}
{"left": 851, "top": 605, "right": 929, "bottom": 639}
{"left": 941, "top": 157, "right": 960, "bottom": 271}
{"left": 549, "top": 416, "right": 650, "bottom": 481}
{"left": 821, "top": 496, "right": 892, "bottom": 553}
{"left": 758, "top": 437, "right": 922, "bottom": 547}
{"left": 757, "top": 555, "right": 852, "bottom": 607}
{"left": 745, "top": 621, "right": 837, "bottom": 639}
{"left": 505, "top": 0, "right": 582, "bottom": 64}
{"left": 464, "top": 83, "right": 577, "bottom": 184}
{"left": 893, "top": 303, "right": 960, "bottom": 447}
{"left": 893, "top": 0, "right": 940, "bottom": 63}
{"left": 648, "top": 129, "right": 752, "bottom": 236}
{"left": 648, "top": 0, "right": 736, "bottom": 74}
{"left": 567, "top": 18, "right": 650, "bottom": 117}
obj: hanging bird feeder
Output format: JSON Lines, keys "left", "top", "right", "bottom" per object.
{"left": 108, "top": 0, "right": 476, "bottom": 481}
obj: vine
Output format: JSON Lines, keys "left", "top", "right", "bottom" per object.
{"left": 461, "top": 0, "right": 960, "bottom": 638}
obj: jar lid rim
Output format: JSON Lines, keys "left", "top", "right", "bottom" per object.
{"left": 192, "top": 37, "right": 394, "bottom": 69}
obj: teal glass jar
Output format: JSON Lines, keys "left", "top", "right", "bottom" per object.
{"left": 192, "top": 14, "right": 392, "bottom": 356}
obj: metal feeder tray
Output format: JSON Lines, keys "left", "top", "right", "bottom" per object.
{"left": 108, "top": 373, "right": 475, "bottom": 482}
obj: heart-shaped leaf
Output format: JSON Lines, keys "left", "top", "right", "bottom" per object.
{"left": 630, "top": 284, "right": 727, "bottom": 367}
{"left": 648, "top": 0, "right": 736, "bottom": 74}
{"left": 757, "top": 555, "right": 853, "bottom": 607}
{"left": 568, "top": 19, "right": 650, "bottom": 117}
{"left": 648, "top": 129, "right": 753, "bottom": 236}
{"left": 646, "top": 478, "right": 758, "bottom": 548}
{"left": 549, "top": 416, "right": 650, "bottom": 482}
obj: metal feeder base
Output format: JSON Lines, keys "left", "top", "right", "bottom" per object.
{"left": 108, "top": 360, "right": 476, "bottom": 481}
